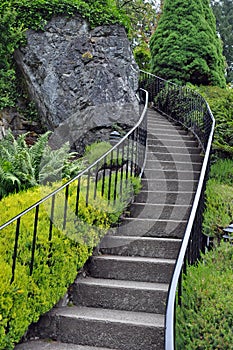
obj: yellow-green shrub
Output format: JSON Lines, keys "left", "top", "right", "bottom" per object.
{"left": 0, "top": 173, "right": 140, "bottom": 349}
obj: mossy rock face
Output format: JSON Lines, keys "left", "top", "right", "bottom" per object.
{"left": 14, "top": 15, "right": 139, "bottom": 150}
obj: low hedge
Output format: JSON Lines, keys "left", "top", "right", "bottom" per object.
{"left": 203, "top": 159, "right": 233, "bottom": 238}
{"left": 0, "top": 173, "right": 140, "bottom": 349}
{"left": 176, "top": 242, "right": 233, "bottom": 349}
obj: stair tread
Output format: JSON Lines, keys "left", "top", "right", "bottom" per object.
{"left": 92, "top": 255, "right": 176, "bottom": 264}
{"left": 50, "top": 306, "right": 165, "bottom": 327}
{"left": 100, "top": 235, "right": 182, "bottom": 243}
{"left": 77, "top": 277, "right": 169, "bottom": 291}
{"left": 15, "top": 340, "right": 114, "bottom": 350}
{"left": 121, "top": 216, "right": 187, "bottom": 222}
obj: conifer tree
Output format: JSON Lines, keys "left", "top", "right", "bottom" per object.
{"left": 150, "top": 0, "right": 226, "bottom": 87}
{"left": 211, "top": 0, "right": 233, "bottom": 83}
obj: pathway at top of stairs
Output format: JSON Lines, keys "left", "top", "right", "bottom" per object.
{"left": 15, "top": 109, "right": 203, "bottom": 350}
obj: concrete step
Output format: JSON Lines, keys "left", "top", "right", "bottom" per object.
{"left": 15, "top": 340, "right": 113, "bottom": 350}
{"left": 99, "top": 235, "right": 181, "bottom": 259}
{"left": 147, "top": 137, "right": 198, "bottom": 148}
{"left": 134, "top": 190, "right": 195, "bottom": 205}
{"left": 143, "top": 169, "right": 200, "bottom": 180}
{"left": 111, "top": 218, "right": 187, "bottom": 238}
{"left": 87, "top": 255, "right": 175, "bottom": 284}
{"left": 147, "top": 132, "right": 195, "bottom": 141}
{"left": 147, "top": 151, "right": 203, "bottom": 163}
{"left": 148, "top": 127, "right": 188, "bottom": 136}
{"left": 72, "top": 277, "right": 168, "bottom": 314}
{"left": 126, "top": 202, "right": 191, "bottom": 221}
{"left": 148, "top": 145, "right": 201, "bottom": 155}
{"left": 28, "top": 306, "right": 164, "bottom": 350}
{"left": 145, "top": 159, "right": 202, "bottom": 171}
{"left": 148, "top": 124, "right": 184, "bottom": 133}
{"left": 141, "top": 178, "right": 198, "bottom": 192}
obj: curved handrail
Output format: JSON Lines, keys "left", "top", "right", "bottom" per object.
{"left": 0, "top": 89, "right": 148, "bottom": 232}
{"left": 139, "top": 70, "right": 215, "bottom": 350}
{"left": 0, "top": 88, "right": 148, "bottom": 284}
{"left": 165, "top": 104, "right": 215, "bottom": 349}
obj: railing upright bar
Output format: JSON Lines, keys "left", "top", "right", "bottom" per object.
{"left": 94, "top": 163, "right": 99, "bottom": 200}
{"left": 107, "top": 151, "right": 113, "bottom": 204}
{"left": 86, "top": 169, "right": 91, "bottom": 207}
{"left": 47, "top": 195, "right": 55, "bottom": 267}
{"left": 125, "top": 137, "right": 130, "bottom": 184}
{"left": 134, "top": 128, "right": 139, "bottom": 176}
{"left": 101, "top": 156, "right": 107, "bottom": 197}
{"left": 75, "top": 177, "right": 81, "bottom": 216}
{"left": 120, "top": 143, "right": 125, "bottom": 198}
{"left": 49, "top": 195, "right": 55, "bottom": 241}
{"left": 130, "top": 132, "right": 135, "bottom": 177}
{"left": 30, "top": 205, "right": 39, "bottom": 276}
{"left": 113, "top": 147, "right": 119, "bottom": 203}
{"left": 63, "top": 185, "right": 69, "bottom": 230}
{"left": 10, "top": 218, "right": 21, "bottom": 284}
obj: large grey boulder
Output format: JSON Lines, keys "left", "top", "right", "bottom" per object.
{"left": 14, "top": 15, "right": 139, "bottom": 150}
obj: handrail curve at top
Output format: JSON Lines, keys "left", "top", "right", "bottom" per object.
{"left": 0, "top": 88, "right": 148, "bottom": 285}
{"left": 0, "top": 89, "right": 148, "bottom": 232}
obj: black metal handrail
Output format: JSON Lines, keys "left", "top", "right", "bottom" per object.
{"left": 0, "top": 88, "right": 148, "bottom": 284}
{"left": 139, "top": 70, "right": 215, "bottom": 350}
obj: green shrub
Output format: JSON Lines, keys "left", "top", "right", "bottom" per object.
{"left": 176, "top": 242, "right": 233, "bottom": 350}
{"left": 209, "top": 159, "right": 233, "bottom": 186}
{"left": 203, "top": 179, "right": 233, "bottom": 238}
{"left": 0, "top": 170, "right": 140, "bottom": 349}
{"left": 83, "top": 141, "right": 112, "bottom": 165}
{"left": 133, "top": 44, "right": 151, "bottom": 71}
{"left": 203, "top": 159, "right": 233, "bottom": 238}
{"left": 195, "top": 85, "right": 233, "bottom": 159}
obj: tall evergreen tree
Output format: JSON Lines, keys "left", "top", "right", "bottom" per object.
{"left": 211, "top": 0, "right": 233, "bottom": 83}
{"left": 150, "top": 0, "right": 226, "bottom": 87}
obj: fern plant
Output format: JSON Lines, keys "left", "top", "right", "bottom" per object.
{"left": 0, "top": 130, "right": 84, "bottom": 199}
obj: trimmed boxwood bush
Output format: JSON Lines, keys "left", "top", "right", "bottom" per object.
{"left": 194, "top": 85, "right": 233, "bottom": 159}
{"left": 203, "top": 159, "right": 233, "bottom": 238}
{"left": 176, "top": 242, "right": 233, "bottom": 350}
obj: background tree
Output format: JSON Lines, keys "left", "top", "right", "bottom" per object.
{"left": 211, "top": 0, "right": 233, "bottom": 83}
{"left": 150, "top": 0, "right": 226, "bottom": 87}
{"left": 116, "top": 0, "right": 160, "bottom": 69}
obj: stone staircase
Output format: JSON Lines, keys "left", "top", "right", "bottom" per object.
{"left": 15, "top": 110, "right": 202, "bottom": 350}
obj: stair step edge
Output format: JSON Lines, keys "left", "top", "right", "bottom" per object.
{"left": 76, "top": 277, "right": 169, "bottom": 291}
{"left": 49, "top": 306, "right": 165, "bottom": 328}
{"left": 100, "top": 235, "right": 182, "bottom": 242}
{"left": 92, "top": 255, "right": 176, "bottom": 264}
{"left": 15, "top": 340, "right": 114, "bottom": 350}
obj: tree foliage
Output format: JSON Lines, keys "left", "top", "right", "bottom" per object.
{"left": 211, "top": 0, "right": 233, "bottom": 83}
{"left": 150, "top": 0, "right": 226, "bottom": 87}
